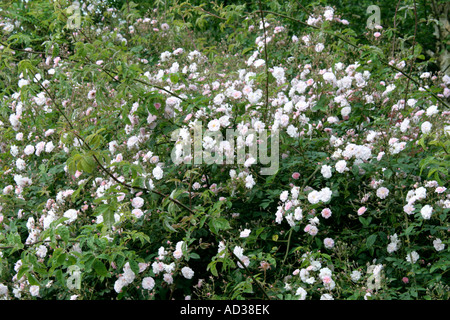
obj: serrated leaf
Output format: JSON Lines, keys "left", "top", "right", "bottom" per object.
{"left": 78, "top": 154, "right": 96, "bottom": 173}
{"left": 207, "top": 261, "right": 219, "bottom": 277}
{"left": 57, "top": 226, "right": 70, "bottom": 243}
{"left": 97, "top": 204, "right": 115, "bottom": 229}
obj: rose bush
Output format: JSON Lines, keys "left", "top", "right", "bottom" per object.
{"left": 0, "top": 0, "right": 448, "bottom": 300}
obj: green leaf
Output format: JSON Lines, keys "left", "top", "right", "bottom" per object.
{"left": 242, "top": 46, "right": 254, "bottom": 55}
{"left": 190, "top": 252, "right": 201, "bottom": 260}
{"left": 404, "top": 225, "right": 415, "bottom": 236}
{"left": 311, "top": 94, "right": 328, "bottom": 112}
{"left": 366, "top": 234, "right": 378, "bottom": 248}
{"left": 383, "top": 169, "right": 393, "bottom": 179}
{"left": 207, "top": 261, "right": 218, "bottom": 277}
{"left": 97, "top": 204, "right": 115, "bottom": 229}
{"left": 57, "top": 226, "right": 70, "bottom": 243}
{"left": 169, "top": 73, "right": 179, "bottom": 84}
{"left": 92, "top": 259, "right": 108, "bottom": 277}
{"left": 57, "top": 252, "right": 67, "bottom": 265}
{"left": 208, "top": 217, "right": 231, "bottom": 235}
{"left": 78, "top": 154, "right": 97, "bottom": 173}
{"left": 17, "top": 265, "right": 29, "bottom": 281}
{"left": 128, "top": 260, "right": 140, "bottom": 275}
{"left": 27, "top": 273, "right": 40, "bottom": 286}
{"left": 359, "top": 216, "right": 372, "bottom": 227}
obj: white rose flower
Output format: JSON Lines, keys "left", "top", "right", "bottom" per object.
{"left": 30, "top": 285, "right": 40, "bottom": 297}
{"left": 308, "top": 190, "right": 321, "bottom": 204}
{"left": 142, "top": 277, "right": 155, "bottom": 290}
{"left": 433, "top": 238, "right": 445, "bottom": 251}
{"left": 315, "top": 43, "right": 325, "bottom": 52}
{"left": 127, "top": 136, "right": 139, "bottom": 149}
{"left": 131, "top": 196, "right": 144, "bottom": 209}
{"left": 406, "top": 251, "right": 419, "bottom": 264}
{"left": 341, "top": 106, "right": 351, "bottom": 117}
{"left": 152, "top": 166, "right": 163, "bottom": 180}
{"left": 36, "top": 245, "right": 48, "bottom": 258}
{"left": 16, "top": 158, "right": 26, "bottom": 171}
{"left": 207, "top": 119, "right": 221, "bottom": 132}
{"left": 351, "top": 270, "right": 361, "bottom": 282}
{"left": 421, "top": 121, "right": 432, "bottom": 134}
{"left": 63, "top": 209, "right": 78, "bottom": 224}
{"left": 24, "top": 145, "right": 35, "bottom": 155}
{"left": 240, "top": 229, "right": 251, "bottom": 238}
{"left": 321, "top": 165, "right": 332, "bottom": 178}
{"left": 420, "top": 205, "right": 433, "bottom": 220}
{"left": 335, "top": 160, "right": 348, "bottom": 173}
{"left": 376, "top": 187, "right": 389, "bottom": 199}
{"left": 181, "top": 266, "right": 195, "bottom": 279}
{"left": 296, "top": 287, "right": 307, "bottom": 300}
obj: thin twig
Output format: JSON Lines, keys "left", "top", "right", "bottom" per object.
{"left": 99, "top": 64, "right": 188, "bottom": 102}
{"left": 391, "top": 0, "right": 403, "bottom": 58}
{"left": 196, "top": 5, "right": 226, "bottom": 20}
{"left": 257, "top": 1, "right": 270, "bottom": 123}
{"left": 403, "top": 0, "right": 418, "bottom": 106}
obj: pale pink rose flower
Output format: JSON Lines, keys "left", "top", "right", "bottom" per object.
{"left": 131, "top": 197, "right": 144, "bottom": 209}
{"left": 321, "top": 208, "right": 332, "bottom": 219}
{"left": 357, "top": 206, "right": 367, "bottom": 216}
